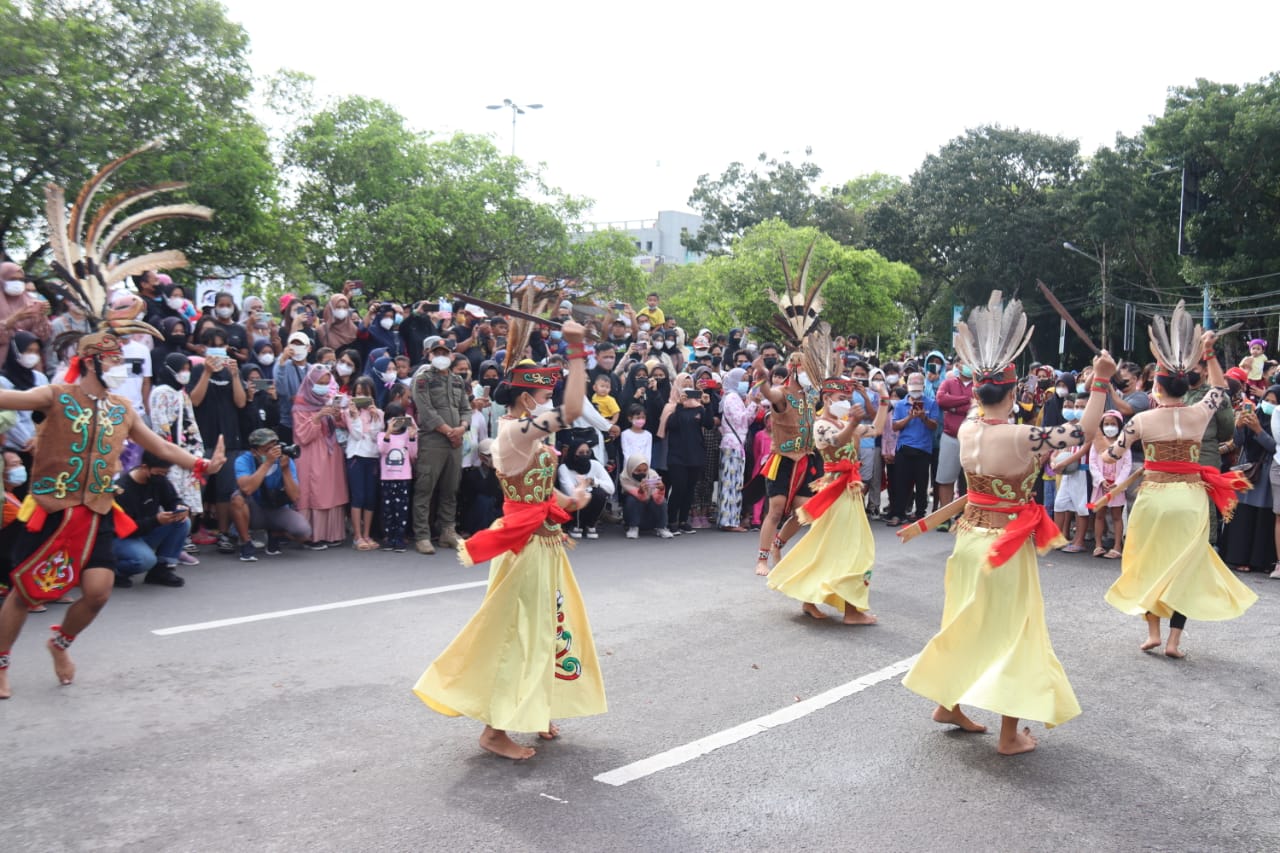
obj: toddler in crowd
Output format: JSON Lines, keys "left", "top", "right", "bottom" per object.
{"left": 1052, "top": 394, "right": 1090, "bottom": 552}
{"left": 377, "top": 403, "right": 418, "bottom": 552}
{"left": 591, "top": 373, "right": 620, "bottom": 470}
{"left": 619, "top": 404, "right": 652, "bottom": 467}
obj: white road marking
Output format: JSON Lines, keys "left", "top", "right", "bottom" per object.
{"left": 539, "top": 793, "right": 568, "bottom": 803}
{"left": 151, "top": 581, "right": 489, "bottom": 636}
{"left": 593, "top": 654, "right": 919, "bottom": 787}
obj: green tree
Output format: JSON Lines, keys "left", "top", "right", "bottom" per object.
{"left": 553, "top": 230, "right": 647, "bottom": 304}
{"left": 681, "top": 153, "right": 823, "bottom": 254}
{"left": 815, "top": 172, "right": 905, "bottom": 248}
{"left": 0, "top": 0, "right": 280, "bottom": 274}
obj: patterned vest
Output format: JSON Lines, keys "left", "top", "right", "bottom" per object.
{"left": 30, "top": 384, "right": 130, "bottom": 515}
{"left": 500, "top": 444, "right": 564, "bottom": 537}
{"left": 769, "top": 388, "right": 815, "bottom": 457}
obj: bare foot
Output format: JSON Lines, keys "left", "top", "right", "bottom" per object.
{"left": 479, "top": 726, "right": 535, "bottom": 760}
{"left": 843, "top": 607, "right": 878, "bottom": 625}
{"left": 46, "top": 638, "right": 75, "bottom": 685}
{"left": 538, "top": 722, "right": 560, "bottom": 740}
{"left": 770, "top": 545, "right": 782, "bottom": 565}
{"left": 931, "top": 705, "right": 987, "bottom": 733}
{"left": 1140, "top": 637, "right": 1162, "bottom": 652}
{"left": 802, "top": 603, "right": 827, "bottom": 620}
{"left": 997, "top": 726, "right": 1038, "bottom": 755}
{"left": 754, "top": 560, "right": 770, "bottom": 577}
{"left": 1164, "top": 646, "right": 1186, "bottom": 659}
{"left": 0, "top": 668, "right": 10, "bottom": 700}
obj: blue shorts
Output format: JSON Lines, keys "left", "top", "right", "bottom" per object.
{"left": 347, "top": 456, "right": 380, "bottom": 510}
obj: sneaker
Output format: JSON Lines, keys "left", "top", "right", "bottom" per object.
{"left": 585, "top": 528, "right": 599, "bottom": 540}
{"left": 655, "top": 528, "right": 675, "bottom": 539}
{"left": 216, "top": 533, "right": 236, "bottom": 554}
{"left": 183, "top": 538, "right": 200, "bottom": 553}
{"left": 145, "top": 565, "right": 185, "bottom": 587}
{"left": 177, "top": 551, "right": 200, "bottom": 566}
{"left": 379, "top": 540, "right": 395, "bottom": 551}
{"left": 303, "top": 541, "right": 328, "bottom": 551}
{"left": 678, "top": 522, "right": 696, "bottom": 535}
{"left": 393, "top": 540, "right": 408, "bottom": 553}
{"left": 239, "top": 543, "right": 259, "bottom": 562}
{"left": 326, "top": 539, "right": 344, "bottom": 548}
{"left": 265, "top": 536, "right": 283, "bottom": 556}
{"left": 569, "top": 527, "right": 584, "bottom": 539}
{"left": 191, "top": 528, "right": 219, "bottom": 546}
{"left": 625, "top": 527, "right": 639, "bottom": 540}
{"left": 113, "top": 573, "right": 133, "bottom": 588}
{"left": 416, "top": 539, "right": 436, "bottom": 555}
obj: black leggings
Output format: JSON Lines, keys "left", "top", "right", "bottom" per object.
{"left": 573, "top": 489, "right": 607, "bottom": 530}
{"left": 666, "top": 463, "right": 703, "bottom": 526}
{"left": 1170, "top": 611, "right": 1187, "bottom": 630}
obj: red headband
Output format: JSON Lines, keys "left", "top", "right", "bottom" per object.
{"left": 975, "top": 364, "right": 1017, "bottom": 386}
{"left": 508, "top": 366, "right": 562, "bottom": 389}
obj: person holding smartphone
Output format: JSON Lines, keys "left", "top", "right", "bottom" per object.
{"left": 110, "top": 451, "right": 194, "bottom": 588}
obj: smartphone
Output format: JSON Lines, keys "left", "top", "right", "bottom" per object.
{"left": 353, "top": 396, "right": 373, "bottom": 409}
{"left": 253, "top": 379, "right": 272, "bottom": 391}
{"left": 350, "top": 280, "right": 364, "bottom": 298}
{"left": 333, "top": 393, "right": 349, "bottom": 409}
{"left": 683, "top": 388, "right": 701, "bottom": 399}
{"left": 612, "top": 301, "right": 625, "bottom": 310}
{"left": 173, "top": 505, "right": 189, "bottom": 514}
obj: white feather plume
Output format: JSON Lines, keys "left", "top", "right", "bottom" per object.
{"left": 953, "top": 290, "right": 1034, "bottom": 375}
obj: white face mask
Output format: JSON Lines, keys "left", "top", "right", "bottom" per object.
{"left": 1056, "top": 387, "right": 1068, "bottom": 398}
{"left": 531, "top": 400, "right": 554, "bottom": 417}
{"left": 291, "top": 345, "right": 309, "bottom": 361}
{"left": 431, "top": 355, "right": 451, "bottom": 371}
{"left": 174, "top": 370, "right": 191, "bottom": 385}
{"left": 797, "top": 371, "right": 812, "bottom": 389}
{"left": 18, "top": 353, "right": 40, "bottom": 369}
{"left": 336, "top": 363, "right": 354, "bottom": 377}
{"left": 382, "top": 370, "right": 397, "bottom": 384}
{"left": 380, "top": 318, "right": 395, "bottom": 330}
{"left": 909, "top": 389, "right": 924, "bottom": 399}
{"left": 332, "top": 308, "right": 349, "bottom": 321}
{"left": 259, "top": 352, "right": 275, "bottom": 366}
{"left": 886, "top": 374, "right": 900, "bottom": 385}
{"left": 102, "top": 364, "right": 129, "bottom": 389}
{"left": 167, "top": 296, "right": 186, "bottom": 311}
{"left": 827, "top": 400, "right": 852, "bottom": 420}
{"left": 215, "top": 306, "right": 233, "bottom": 319}
{"left": 639, "top": 322, "right": 650, "bottom": 332}
{"left": 1102, "top": 425, "right": 1121, "bottom": 438}
{"left": 3, "top": 280, "right": 26, "bottom": 297}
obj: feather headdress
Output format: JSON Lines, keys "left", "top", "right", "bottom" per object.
{"left": 43, "top": 140, "right": 213, "bottom": 338}
{"left": 953, "top": 291, "right": 1035, "bottom": 385}
{"left": 502, "top": 278, "right": 556, "bottom": 374}
{"left": 1148, "top": 300, "right": 1203, "bottom": 375}
{"left": 767, "top": 240, "right": 835, "bottom": 382}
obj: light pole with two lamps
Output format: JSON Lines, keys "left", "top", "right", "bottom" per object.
{"left": 485, "top": 98, "right": 542, "bottom": 157}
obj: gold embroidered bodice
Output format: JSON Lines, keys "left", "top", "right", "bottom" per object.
{"left": 966, "top": 468, "right": 1039, "bottom": 504}
{"left": 1144, "top": 440, "right": 1200, "bottom": 464}
{"left": 499, "top": 444, "right": 563, "bottom": 535}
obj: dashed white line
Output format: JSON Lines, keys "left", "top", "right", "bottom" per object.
{"left": 594, "top": 655, "right": 919, "bottom": 786}
{"left": 151, "top": 581, "right": 488, "bottom": 636}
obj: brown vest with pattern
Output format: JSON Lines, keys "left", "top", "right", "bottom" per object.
{"left": 30, "top": 384, "right": 131, "bottom": 514}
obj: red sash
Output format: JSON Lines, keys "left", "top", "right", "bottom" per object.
{"left": 798, "top": 460, "right": 860, "bottom": 523}
{"left": 1142, "top": 459, "right": 1250, "bottom": 519}
{"left": 966, "top": 492, "right": 1063, "bottom": 568}
{"left": 9, "top": 505, "right": 137, "bottom": 605}
{"left": 459, "top": 498, "right": 572, "bottom": 566}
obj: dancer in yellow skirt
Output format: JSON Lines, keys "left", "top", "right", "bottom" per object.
{"left": 902, "top": 291, "right": 1114, "bottom": 755}
{"left": 768, "top": 377, "right": 887, "bottom": 623}
{"left": 1100, "top": 314, "right": 1256, "bottom": 658}
{"left": 413, "top": 317, "right": 606, "bottom": 760}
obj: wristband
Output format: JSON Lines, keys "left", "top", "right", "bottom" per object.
{"left": 565, "top": 345, "right": 588, "bottom": 361}
{"left": 192, "top": 457, "right": 210, "bottom": 485}
{"left": 1090, "top": 379, "right": 1110, "bottom": 394}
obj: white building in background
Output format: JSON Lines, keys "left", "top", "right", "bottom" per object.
{"left": 576, "top": 210, "right": 707, "bottom": 271}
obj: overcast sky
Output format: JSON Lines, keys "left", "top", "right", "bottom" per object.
{"left": 221, "top": 0, "right": 1279, "bottom": 223}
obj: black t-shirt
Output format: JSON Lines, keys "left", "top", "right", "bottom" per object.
{"left": 114, "top": 472, "right": 180, "bottom": 537}
{"left": 189, "top": 363, "right": 245, "bottom": 451}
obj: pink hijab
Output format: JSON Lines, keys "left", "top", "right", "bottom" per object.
{"left": 293, "top": 364, "right": 338, "bottom": 446}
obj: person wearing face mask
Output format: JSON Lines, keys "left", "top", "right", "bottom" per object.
{"left": 291, "top": 365, "right": 350, "bottom": 550}
{"left": 1182, "top": 354, "right": 1237, "bottom": 546}
{"left": 1216, "top": 385, "right": 1279, "bottom": 574}
{"left": 414, "top": 320, "right": 605, "bottom": 761}
{"left": 333, "top": 350, "right": 362, "bottom": 396}
{"left": 150, "top": 281, "right": 192, "bottom": 332}
{"left": 211, "top": 293, "right": 249, "bottom": 364}
{"left": 47, "top": 297, "right": 93, "bottom": 375}
{"left": 935, "top": 358, "right": 974, "bottom": 516}
{"left": 647, "top": 331, "right": 676, "bottom": 374}
{"left": 320, "top": 294, "right": 361, "bottom": 351}
{"left": 250, "top": 338, "right": 278, "bottom": 377}
{"left": 149, "top": 317, "right": 191, "bottom": 380}
{"left": 768, "top": 377, "right": 889, "bottom": 624}
{"left": 0, "top": 326, "right": 227, "bottom": 699}
{"left": 884, "top": 374, "right": 941, "bottom": 527}
{"left": 588, "top": 343, "right": 622, "bottom": 397}
{"left": 0, "top": 263, "right": 51, "bottom": 358}
{"left": 365, "top": 304, "right": 405, "bottom": 359}
{"left": 109, "top": 453, "right": 193, "bottom": 588}
{"left": 409, "top": 337, "right": 472, "bottom": 554}
{"left": 189, "top": 328, "right": 248, "bottom": 555}
{"left": 148, "top": 353, "right": 206, "bottom": 529}
{"left": 274, "top": 332, "right": 313, "bottom": 443}
{"left": 1087, "top": 411, "right": 1131, "bottom": 560}
{"left": 716, "top": 367, "right": 759, "bottom": 531}
{"left": 557, "top": 441, "right": 614, "bottom": 539}
{"left": 0, "top": 332, "right": 50, "bottom": 473}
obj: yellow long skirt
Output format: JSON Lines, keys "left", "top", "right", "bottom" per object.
{"left": 1105, "top": 482, "right": 1258, "bottom": 621}
{"left": 767, "top": 485, "right": 874, "bottom": 611}
{"left": 902, "top": 525, "right": 1081, "bottom": 727}
{"left": 413, "top": 535, "right": 607, "bottom": 732}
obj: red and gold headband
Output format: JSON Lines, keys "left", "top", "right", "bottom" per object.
{"left": 820, "top": 377, "right": 854, "bottom": 394}
{"left": 508, "top": 365, "right": 562, "bottom": 389}
{"left": 974, "top": 364, "right": 1017, "bottom": 386}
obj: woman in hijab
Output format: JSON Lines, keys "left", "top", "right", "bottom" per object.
{"left": 364, "top": 303, "right": 404, "bottom": 360}
{"left": 320, "top": 293, "right": 361, "bottom": 351}
{"left": 251, "top": 338, "right": 278, "bottom": 378}
{"left": 619, "top": 362, "right": 651, "bottom": 426}
{"left": 151, "top": 281, "right": 193, "bottom": 331}
{"left": 239, "top": 362, "right": 280, "bottom": 438}
{"left": 149, "top": 352, "right": 205, "bottom": 517}
{"left": 150, "top": 317, "right": 191, "bottom": 378}
{"left": 645, "top": 362, "right": 674, "bottom": 476}
{"left": 717, "top": 367, "right": 758, "bottom": 531}
{"left": 0, "top": 331, "right": 49, "bottom": 481}
{"left": 1218, "top": 384, "right": 1280, "bottom": 573}
{"left": 689, "top": 366, "right": 722, "bottom": 528}
{"left": 292, "top": 364, "right": 350, "bottom": 548}
{"left": 364, "top": 349, "right": 396, "bottom": 407}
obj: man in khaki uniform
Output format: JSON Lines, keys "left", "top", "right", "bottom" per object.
{"left": 411, "top": 336, "right": 471, "bottom": 554}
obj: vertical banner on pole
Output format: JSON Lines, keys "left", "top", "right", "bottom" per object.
{"left": 1058, "top": 317, "right": 1066, "bottom": 361}
{"left": 952, "top": 305, "right": 963, "bottom": 337}
{"left": 1123, "top": 303, "right": 1135, "bottom": 352}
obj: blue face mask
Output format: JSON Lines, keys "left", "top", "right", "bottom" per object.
{"left": 1261, "top": 401, "right": 1276, "bottom": 417}
{"left": 550, "top": 330, "right": 563, "bottom": 341}
{"left": 312, "top": 383, "right": 331, "bottom": 397}
{"left": 394, "top": 315, "right": 403, "bottom": 325}
{"left": 959, "top": 366, "right": 973, "bottom": 379}
{"left": 1064, "top": 409, "right": 1081, "bottom": 421}
{"left": 737, "top": 381, "right": 750, "bottom": 395}
{"left": 6, "top": 466, "right": 27, "bottom": 487}
{"left": 1075, "top": 383, "right": 1086, "bottom": 394}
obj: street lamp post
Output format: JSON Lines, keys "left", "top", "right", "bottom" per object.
{"left": 1063, "top": 241, "right": 1109, "bottom": 351}
{"left": 485, "top": 98, "right": 542, "bottom": 157}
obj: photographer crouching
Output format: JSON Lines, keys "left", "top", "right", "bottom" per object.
{"left": 111, "top": 452, "right": 193, "bottom": 588}
{"left": 228, "top": 429, "right": 313, "bottom": 562}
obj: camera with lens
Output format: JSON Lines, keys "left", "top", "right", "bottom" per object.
{"left": 279, "top": 443, "right": 302, "bottom": 460}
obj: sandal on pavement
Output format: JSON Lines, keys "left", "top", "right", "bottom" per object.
{"left": 1061, "top": 544, "right": 1085, "bottom": 553}
{"left": 1093, "top": 547, "right": 1106, "bottom": 557}
{"left": 1269, "top": 563, "right": 1280, "bottom": 579}
{"left": 1104, "top": 549, "right": 1122, "bottom": 559}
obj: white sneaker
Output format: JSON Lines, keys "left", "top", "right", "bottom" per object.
{"left": 626, "top": 527, "right": 639, "bottom": 539}
{"left": 655, "top": 528, "right": 674, "bottom": 539}
{"left": 585, "top": 528, "right": 599, "bottom": 540}
{"left": 569, "top": 527, "right": 584, "bottom": 539}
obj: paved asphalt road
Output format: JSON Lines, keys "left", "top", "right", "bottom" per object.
{"left": 2, "top": 519, "right": 1277, "bottom": 852}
